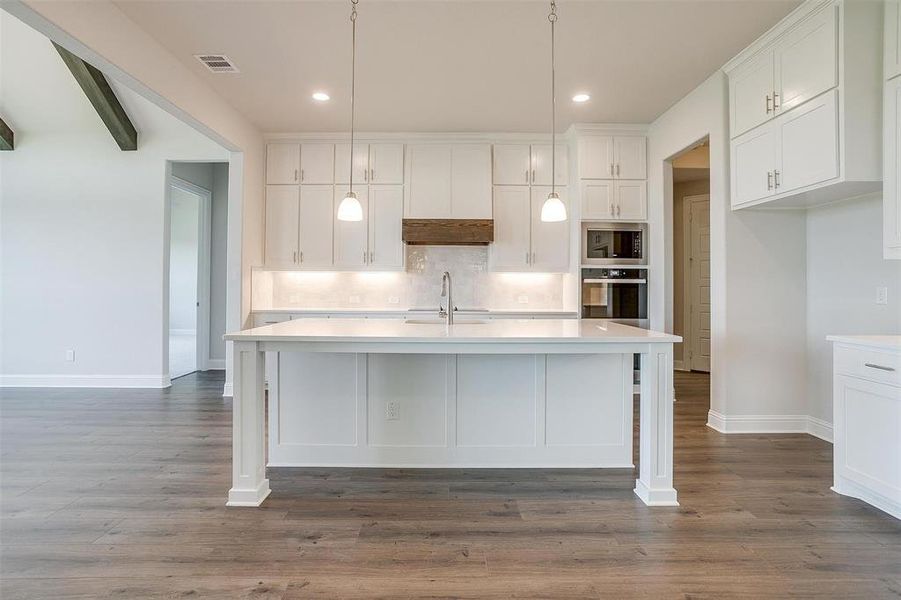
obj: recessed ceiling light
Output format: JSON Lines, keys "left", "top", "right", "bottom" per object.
{"left": 572, "top": 93, "right": 590, "bottom": 103}
{"left": 312, "top": 92, "right": 330, "bottom": 102}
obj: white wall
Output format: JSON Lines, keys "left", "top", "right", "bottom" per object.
{"left": 806, "top": 194, "right": 901, "bottom": 424}
{"left": 0, "top": 13, "right": 228, "bottom": 387}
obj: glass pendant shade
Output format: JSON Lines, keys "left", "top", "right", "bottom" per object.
{"left": 541, "top": 191, "right": 567, "bottom": 222}
{"left": 337, "top": 191, "right": 363, "bottom": 221}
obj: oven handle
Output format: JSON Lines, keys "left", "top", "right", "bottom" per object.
{"left": 582, "top": 278, "right": 647, "bottom": 284}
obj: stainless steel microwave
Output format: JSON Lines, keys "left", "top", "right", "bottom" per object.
{"left": 581, "top": 222, "right": 647, "bottom": 266}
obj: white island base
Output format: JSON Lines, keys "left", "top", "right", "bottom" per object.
{"left": 224, "top": 319, "right": 680, "bottom": 508}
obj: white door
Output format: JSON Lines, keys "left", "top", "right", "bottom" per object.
{"left": 777, "top": 89, "right": 838, "bottom": 194}
{"left": 613, "top": 137, "right": 647, "bottom": 179}
{"left": 493, "top": 144, "right": 532, "bottom": 185}
{"left": 265, "top": 185, "right": 299, "bottom": 266}
{"left": 335, "top": 143, "right": 370, "bottom": 184}
{"left": 266, "top": 143, "right": 300, "bottom": 184}
{"left": 581, "top": 180, "right": 615, "bottom": 220}
{"left": 333, "top": 185, "right": 369, "bottom": 268}
{"left": 888, "top": 0, "right": 901, "bottom": 81}
{"left": 452, "top": 144, "right": 493, "bottom": 218}
{"left": 530, "top": 186, "right": 569, "bottom": 272}
{"left": 490, "top": 186, "right": 531, "bottom": 271}
{"left": 368, "top": 185, "right": 404, "bottom": 269}
{"left": 578, "top": 136, "right": 614, "bottom": 179}
{"left": 731, "top": 125, "right": 777, "bottom": 207}
{"left": 299, "top": 143, "right": 334, "bottom": 184}
{"left": 688, "top": 196, "right": 711, "bottom": 372}
{"left": 298, "top": 185, "right": 334, "bottom": 267}
{"left": 531, "top": 144, "right": 568, "bottom": 186}
{"left": 614, "top": 181, "right": 647, "bottom": 221}
{"left": 730, "top": 49, "right": 775, "bottom": 138}
{"left": 774, "top": 3, "right": 836, "bottom": 114}
{"left": 369, "top": 143, "right": 404, "bottom": 184}
{"left": 405, "top": 144, "right": 452, "bottom": 218}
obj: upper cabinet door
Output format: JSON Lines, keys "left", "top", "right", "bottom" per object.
{"left": 578, "top": 136, "right": 614, "bottom": 179}
{"left": 491, "top": 186, "right": 531, "bottom": 271}
{"left": 406, "top": 145, "right": 453, "bottom": 218}
{"left": 531, "top": 144, "right": 569, "bottom": 186}
{"left": 335, "top": 143, "right": 369, "bottom": 184}
{"left": 333, "top": 185, "right": 369, "bottom": 268}
{"left": 886, "top": 0, "right": 901, "bottom": 81}
{"left": 298, "top": 185, "right": 334, "bottom": 267}
{"left": 885, "top": 76, "right": 901, "bottom": 255}
{"left": 369, "top": 143, "right": 404, "bottom": 184}
{"left": 613, "top": 137, "right": 646, "bottom": 179}
{"left": 730, "top": 49, "right": 775, "bottom": 138}
{"left": 530, "top": 186, "right": 569, "bottom": 272}
{"left": 265, "top": 185, "right": 299, "bottom": 266}
{"left": 452, "top": 144, "right": 493, "bottom": 218}
{"left": 777, "top": 89, "right": 838, "bottom": 194}
{"left": 299, "top": 143, "right": 334, "bottom": 184}
{"left": 581, "top": 180, "right": 615, "bottom": 220}
{"left": 614, "top": 181, "right": 647, "bottom": 221}
{"left": 368, "top": 185, "right": 405, "bottom": 269}
{"left": 493, "top": 144, "right": 532, "bottom": 185}
{"left": 775, "top": 4, "right": 837, "bottom": 114}
{"left": 731, "top": 125, "right": 777, "bottom": 207}
{"left": 267, "top": 143, "right": 301, "bottom": 184}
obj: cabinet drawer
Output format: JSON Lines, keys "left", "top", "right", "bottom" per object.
{"left": 835, "top": 346, "right": 901, "bottom": 387}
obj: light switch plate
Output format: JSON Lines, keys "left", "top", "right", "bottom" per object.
{"left": 386, "top": 401, "right": 400, "bottom": 421}
{"left": 517, "top": 295, "right": 529, "bottom": 304}
{"left": 65, "top": 349, "right": 75, "bottom": 363}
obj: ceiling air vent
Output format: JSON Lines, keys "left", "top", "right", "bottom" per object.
{"left": 195, "top": 54, "right": 239, "bottom": 73}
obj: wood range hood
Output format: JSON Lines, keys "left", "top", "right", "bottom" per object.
{"left": 402, "top": 219, "right": 494, "bottom": 246}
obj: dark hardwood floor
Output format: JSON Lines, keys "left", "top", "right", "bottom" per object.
{"left": 1, "top": 371, "right": 899, "bottom": 599}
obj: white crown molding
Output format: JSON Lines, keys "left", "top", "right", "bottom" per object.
{"left": 707, "top": 410, "right": 834, "bottom": 443}
{"left": 0, "top": 374, "right": 170, "bottom": 388}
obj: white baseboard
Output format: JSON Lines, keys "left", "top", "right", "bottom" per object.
{"left": 0, "top": 374, "right": 170, "bottom": 388}
{"left": 169, "top": 329, "right": 197, "bottom": 336}
{"left": 205, "top": 359, "right": 226, "bottom": 370}
{"left": 222, "top": 382, "right": 233, "bottom": 397}
{"left": 707, "top": 410, "right": 833, "bottom": 442}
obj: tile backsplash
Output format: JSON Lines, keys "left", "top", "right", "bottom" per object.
{"left": 253, "top": 246, "right": 571, "bottom": 311}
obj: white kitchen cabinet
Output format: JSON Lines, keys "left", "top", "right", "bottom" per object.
{"left": 775, "top": 4, "right": 837, "bottom": 114}
{"left": 335, "top": 143, "right": 370, "bottom": 184}
{"left": 266, "top": 143, "right": 301, "bottom": 184}
{"left": 885, "top": 76, "right": 901, "bottom": 259}
{"left": 730, "top": 50, "right": 775, "bottom": 139}
{"left": 530, "top": 186, "right": 569, "bottom": 271}
{"left": 490, "top": 186, "right": 531, "bottom": 270}
{"left": 578, "top": 136, "right": 645, "bottom": 180}
{"left": 265, "top": 185, "right": 300, "bottom": 266}
{"left": 493, "top": 144, "right": 532, "bottom": 185}
{"left": 777, "top": 90, "right": 838, "bottom": 193}
{"left": 886, "top": 0, "right": 901, "bottom": 81}
{"left": 451, "top": 144, "right": 493, "bottom": 218}
{"left": 731, "top": 126, "right": 777, "bottom": 207}
{"left": 612, "top": 137, "right": 647, "bottom": 179}
{"left": 368, "top": 185, "right": 405, "bottom": 269}
{"left": 333, "top": 185, "right": 369, "bottom": 268}
{"left": 581, "top": 180, "right": 615, "bottom": 220}
{"left": 531, "top": 144, "right": 569, "bottom": 186}
{"left": 299, "top": 144, "right": 334, "bottom": 184}
{"left": 405, "top": 144, "right": 492, "bottom": 219}
{"left": 298, "top": 185, "right": 334, "bottom": 267}
{"left": 369, "top": 143, "right": 404, "bottom": 184}
{"left": 614, "top": 181, "right": 647, "bottom": 221}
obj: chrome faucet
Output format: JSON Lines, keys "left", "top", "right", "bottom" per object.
{"left": 439, "top": 271, "right": 454, "bottom": 325}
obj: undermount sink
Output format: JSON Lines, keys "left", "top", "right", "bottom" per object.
{"left": 404, "top": 318, "right": 489, "bottom": 325}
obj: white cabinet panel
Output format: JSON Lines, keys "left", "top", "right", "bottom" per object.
{"left": 578, "top": 136, "right": 614, "bottom": 179}
{"left": 369, "top": 143, "right": 404, "bottom": 184}
{"left": 333, "top": 185, "right": 369, "bottom": 268}
{"left": 731, "top": 126, "right": 777, "bottom": 207}
{"left": 613, "top": 136, "right": 647, "bottom": 179}
{"left": 452, "top": 144, "right": 493, "bottom": 218}
{"left": 778, "top": 90, "right": 838, "bottom": 193}
{"left": 491, "top": 186, "right": 531, "bottom": 271}
{"left": 614, "top": 181, "right": 647, "bottom": 221}
{"left": 730, "top": 50, "right": 775, "bottom": 138}
{"left": 406, "top": 144, "right": 452, "bottom": 218}
{"left": 264, "top": 185, "right": 299, "bottom": 266}
{"left": 368, "top": 185, "right": 405, "bottom": 269}
{"left": 266, "top": 143, "right": 300, "bottom": 184}
{"left": 368, "top": 354, "right": 448, "bottom": 447}
{"left": 581, "top": 180, "right": 615, "bottom": 220}
{"left": 456, "top": 355, "right": 537, "bottom": 447}
{"left": 335, "top": 143, "right": 370, "bottom": 184}
{"left": 299, "top": 143, "right": 334, "bottom": 184}
{"left": 531, "top": 144, "right": 568, "bottom": 186}
{"left": 886, "top": 76, "right": 901, "bottom": 255}
{"left": 493, "top": 144, "right": 532, "bottom": 185}
{"left": 775, "top": 4, "right": 837, "bottom": 114}
{"left": 530, "top": 186, "right": 569, "bottom": 272}
{"left": 298, "top": 185, "right": 333, "bottom": 267}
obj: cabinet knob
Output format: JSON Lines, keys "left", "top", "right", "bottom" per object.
{"left": 615, "top": 163, "right": 620, "bottom": 177}
{"left": 766, "top": 94, "right": 772, "bottom": 114}
{"left": 294, "top": 168, "right": 299, "bottom": 182}
{"left": 767, "top": 171, "right": 773, "bottom": 191}
{"left": 525, "top": 251, "right": 530, "bottom": 264}
{"left": 525, "top": 169, "right": 530, "bottom": 183}
{"left": 773, "top": 91, "right": 780, "bottom": 111}
{"left": 774, "top": 170, "right": 781, "bottom": 189}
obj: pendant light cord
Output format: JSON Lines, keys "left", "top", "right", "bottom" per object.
{"left": 549, "top": 1, "right": 557, "bottom": 197}
{"left": 349, "top": 0, "right": 358, "bottom": 194}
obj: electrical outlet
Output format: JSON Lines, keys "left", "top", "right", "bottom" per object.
{"left": 65, "top": 349, "right": 76, "bottom": 363}
{"left": 517, "top": 295, "right": 529, "bottom": 304}
{"left": 876, "top": 286, "right": 888, "bottom": 305}
{"left": 386, "top": 401, "right": 400, "bottom": 421}
{"left": 388, "top": 296, "right": 400, "bottom": 305}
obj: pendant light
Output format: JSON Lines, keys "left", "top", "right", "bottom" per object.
{"left": 337, "top": 0, "right": 364, "bottom": 222}
{"left": 540, "top": 0, "right": 567, "bottom": 223}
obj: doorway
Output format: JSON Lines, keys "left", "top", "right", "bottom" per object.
{"left": 167, "top": 176, "right": 211, "bottom": 380}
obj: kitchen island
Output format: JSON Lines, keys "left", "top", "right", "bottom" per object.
{"left": 224, "top": 318, "right": 680, "bottom": 508}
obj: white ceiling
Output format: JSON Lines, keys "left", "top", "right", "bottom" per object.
{"left": 113, "top": 0, "right": 800, "bottom": 134}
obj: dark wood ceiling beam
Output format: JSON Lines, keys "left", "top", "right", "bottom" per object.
{"left": 0, "top": 117, "right": 13, "bottom": 151}
{"left": 52, "top": 42, "right": 137, "bottom": 151}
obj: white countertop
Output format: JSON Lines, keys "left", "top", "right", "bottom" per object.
{"left": 225, "top": 318, "right": 680, "bottom": 344}
{"left": 252, "top": 308, "right": 579, "bottom": 317}
{"left": 826, "top": 335, "right": 901, "bottom": 350}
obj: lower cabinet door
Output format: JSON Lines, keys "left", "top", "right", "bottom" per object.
{"left": 298, "top": 185, "right": 334, "bottom": 267}
{"left": 368, "top": 185, "right": 405, "bottom": 269}
{"left": 614, "top": 181, "right": 647, "bottom": 221}
{"left": 530, "top": 186, "right": 569, "bottom": 272}
{"left": 265, "top": 185, "right": 299, "bottom": 267}
{"left": 490, "top": 186, "right": 531, "bottom": 271}
{"left": 333, "top": 185, "right": 369, "bottom": 268}
{"left": 777, "top": 89, "right": 838, "bottom": 194}
{"left": 731, "top": 125, "right": 777, "bottom": 207}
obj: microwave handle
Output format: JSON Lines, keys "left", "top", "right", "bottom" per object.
{"left": 583, "top": 278, "right": 647, "bottom": 284}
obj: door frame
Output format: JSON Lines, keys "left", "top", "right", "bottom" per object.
{"left": 682, "top": 193, "right": 710, "bottom": 372}
{"left": 168, "top": 175, "right": 213, "bottom": 375}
